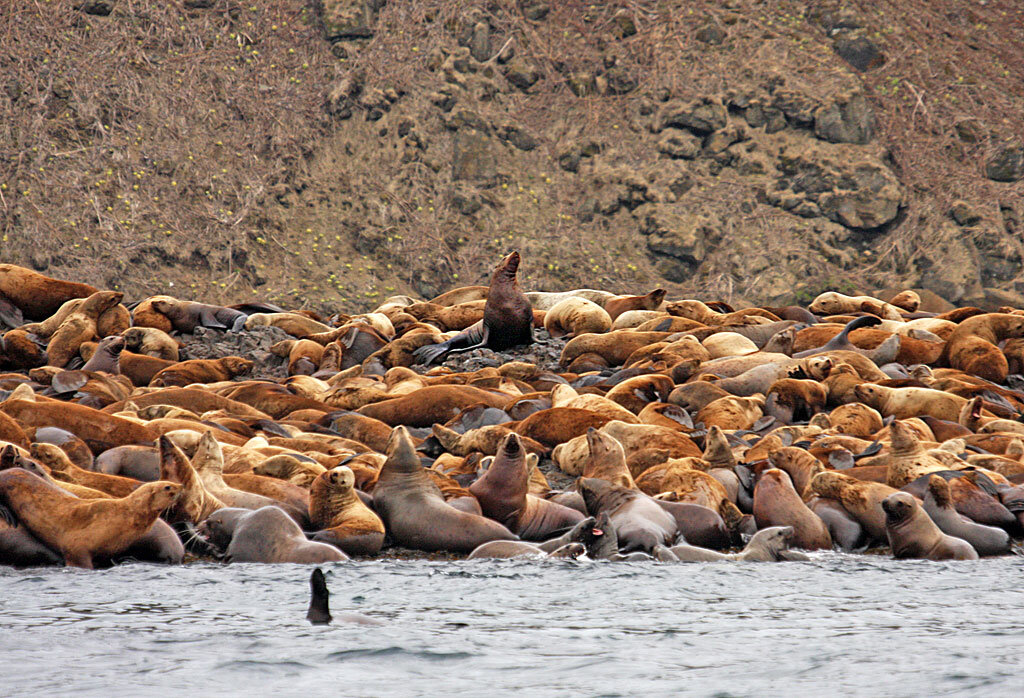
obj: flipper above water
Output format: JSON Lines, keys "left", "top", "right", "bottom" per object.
{"left": 307, "top": 568, "right": 332, "bottom": 625}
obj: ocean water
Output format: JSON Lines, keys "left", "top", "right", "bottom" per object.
{"left": 2, "top": 554, "right": 1022, "bottom": 697}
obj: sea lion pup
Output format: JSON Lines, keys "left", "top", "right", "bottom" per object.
{"left": 80, "top": 335, "right": 125, "bottom": 374}
{"left": 204, "top": 505, "right": 346, "bottom": 564}
{"left": 882, "top": 492, "right": 978, "bottom": 561}
{"left": 921, "top": 475, "right": 1010, "bottom": 556}
{"left": 577, "top": 477, "right": 678, "bottom": 552}
{"left": 121, "top": 326, "right": 180, "bottom": 361}
{"left": 469, "top": 433, "right": 584, "bottom": 540}
{"left": 808, "top": 292, "right": 903, "bottom": 321}
{"left": 752, "top": 469, "right": 832, "bottom": 550}
{"left": 543, "top": 297, "right": 613, "bottom": 338}
{"left": 810, "top": 471, "right": 898, "bottom": 544}
{"left": 414, "top": 251, "right": 534, "bottom": 365}
{"left": 308, "top": 466, "right": 385, "bottom": 556}
{"left": 372, "top": 426, "right": 516, "bottom": 552}
{"left": 0, "top": 469, "right": 181, "bottom": 568}
{"left": 149, "top": 356, "right": 254, "bottom": 388}
{"left": 0, "top": 264, "right": 99, "bottom": 321}
{"left": 45, "top": 291, "right": 124, "bottom": 368}
{"left": 467, "top": 516, "right": 599, "bottom": 559}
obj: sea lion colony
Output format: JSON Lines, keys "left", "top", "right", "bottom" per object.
{"left": 1, "top": 256, "right": 1023, "bottom": 569}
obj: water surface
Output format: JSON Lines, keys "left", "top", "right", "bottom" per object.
{"left": 2, "top": 555, "right": 1022, "bottom": 697}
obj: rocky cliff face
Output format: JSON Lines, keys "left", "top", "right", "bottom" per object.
{"left": 1, "top": 1, "right": 1022, "bottom": 310}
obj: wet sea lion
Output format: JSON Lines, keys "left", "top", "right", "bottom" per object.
{"left": 667, "top": 526, "right": 805, "bottom": 562}
{"left": 882, "top": 492, "right": 978, "bottom": 560}
{"left": 0, "top": 469, "right": 180, "bottom": 568}
{"left": 753, "top": 468, "right": 832, "bottom": 550}
{"left": 469, "top": 433, "right": 583, "bottom": 540}
{"left": 0, "top": 502, "right": 63, "bottom": 566}
{"left": 577, "top": 477, "right": 677, "bottom": 552}
{"left": 307, "top": 568, "right": 332, "bottom": 625}
{"left": 202, "top": 505, "right": 346, "bottom": 563}
{"left": 414, "top": 251, "right": 534, "bottom": 365}
{"left": 372, "top": 426, "right": 516, "bottom": 552}
{"left": 309, "top": 466, "right": 385, "bottom": 555}
{"left": 921, "top": 475, "right": 1010, "bottom": 556}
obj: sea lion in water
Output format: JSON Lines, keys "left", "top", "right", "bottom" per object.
{"left": 201, "top": 505, "right": 346, "bottom": 564}
{"left": 467, "top": 516, "right": 598, "bottom": 558}
{"left": 468, "top": 433, "right": 584, "bottom": 540}
{"left": 0, "top": 469, "right": 180, "bottom": 568}
{"left": 414, "top": 251, "right": 533, "bottom": 365}
{"left": 307, "top": 568, "right": 332, "bottom": 625}
{"left": 371, "top": 426, "right": 517, "bottom": 552}
{"left": 882, "top": 492, "right": 978, "bottom": 560}
{"left": 921, "top": 475, "right": 1010, "bottom": 556}
{"left": 667, "top": 526, "right": 806, "bottom": 562}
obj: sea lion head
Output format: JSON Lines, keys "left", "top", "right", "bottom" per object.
{"left": 499, "top": 431, "right": 523, "bottom": 459}
{"left": 643, "top": 289, "right": 667, "bottom": 309}
{"left": 881, "top": 492, "right": 916, "bottom": 526}
{"left": 492, "top": 251, "right": 522, "bottom": 283}
{"left": 0, "top": 444, "right": 47, "bottom": 478}
{"left": 139, "top": 480, "right": 183, "bottom": 512}
{"left": 562, "top": 515, "right": 598, "bottom": 544}
{"left": 96, "top": 334, "right": 126, "bottom": 356}
{"left": 586, "top": 427, "right": 623, "bottom": 464}
{"left": 197, "top": 507, "right": 250, "bottom": 550}
{"left": 851, "top": 383, "right": 882, "bottom": 404}
{"left": 581, "top": 511, "right": 617, "bottom": 559}
{"left": 548, "top": 542, "right": 587, "bottom": 559}
{"left": 325, "top": 465, "right": 356, "bottom": 492}
{"left": 221, "top": 356, "right": 254, "bottom": 377}
{"left": 753, "top": 525, "right": 794, "bottom": 554}
{"left": 383, "top": 426, "right": 421, "bottom": 473}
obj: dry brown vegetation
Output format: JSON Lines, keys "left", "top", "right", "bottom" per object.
{"left": 1, "top": 0, "right": 1022, "bottom": 311}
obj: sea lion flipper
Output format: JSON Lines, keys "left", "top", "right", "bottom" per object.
{"left": 0, "top": 294, "right": 24, "bottom": 329}
{"left": 198, "top": 308, "right": 229, "bottom": 330}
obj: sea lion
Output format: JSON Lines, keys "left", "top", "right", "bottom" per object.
{"left": 753, "top": 468, "right": 832, "bottom": 550}
{"left": 582, "top": 428, "right": 636, "bottom": 488}
{"left": 45, "top": 291, "right": 124, "bottom": 368}
{"left": 603, "top": 289, "right": 667, "bottom": 321}
{"left": 543, "top": 297, "right": 612, "bottom": 338}
{"left": 372, "top": 426, "right": 516, "bottom": 552}
{"left": 149, "top": 356, "right": 254, "bottom": 387}
{"left": 0, "top": 264, "right": 98, "bottom": 321}
{"left": 808, "top": 292, "right": 903, "bottom": 320}
{"left": 577, "top": 477, "right": 677, "bottom": 552}
{"left": 245, "top": 312, "right": 332, "bottom": 337}
{"left": 94, "top": 445, "right": 161, "bottom": 481}
{"left": 806, "top": 495, "right": 867, "bottom": 551}
{"left": 156, "top": 436, "right": 225, "bottom": 525}
{"left": 882, "top": 492, "right": 978, "bottom": 560}
{"left": 121, "top": 326, "right": 180, "bottom": 361}
{"left": 414, "top": 251, "right": 534, "bottom": 365}
{"left": 0, "top": 502, "right": 63, "bottom": 566}
{"left": 2, "top": 398, "right": 157, "bottom": 454}
{"left": 0, "top": 469, "right": 180, "bottom": 568}
{"left": 307, "top": 568, "right": 332, "bottom": 625}
{"left": 147, "top": 297, "right": 248, "bottom": 333}
{"left": 469, "top": 433, "right": 583, "bottom": 540}
{"left": 940, "top": 313, "right": 1024, "bottom": 383}
{"left": 308, "top": 466, "right": 385, "bottom": 555}
{"left": 810, "top": 470, "right": 897, "bottom": 543}
{"left": 667, "top": 526, "right": 805, "bottom": 562}
{"left": 921, "top": 475, "right": 1010, "bottom": 556}
{"left": 467, "top": 516, "right": 598, "bottom": 559}
{"left": 356, "top": 385, "right": 507, "bottom": 427}
{"left": 80, "top": 335, "right": 125, "bottom": 374}
{"left": 202, "top": 505, "right": 347, "bottom": 563}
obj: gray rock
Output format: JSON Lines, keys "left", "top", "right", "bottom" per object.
{"left": 985, "top": 142, "right": 1024, "bottom": 182}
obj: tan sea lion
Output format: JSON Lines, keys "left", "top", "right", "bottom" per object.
{"left": 543, "top": 297, "right": 613, "bottom": 338}
{"left": 149, "top": 356, "right": 254, "bottom": 387}
{"left": 45, "top": 291, "right": 123, "bottom": 368}
{"left": 882, "top": 492, "right": 978, "bottom": 560}
{"left": 753, "top": 468, "right": 832, "bottom": 550}
{"left": 940, "top": 313, "right": 1024, "bottom": 383}
{"left": 244, "top": 312, "right": 332, "bottom": 337}
{"left": 308, "top": 466, "right": 385, "bottom": 555}
{"left": 810, "top": 470, "right": 898, "bottom": 543}
{"left": 121, "top": 326, "right": 180, "bottom": 361}
{"left": 582, "top": 428, "right": 636, "bottom": 488}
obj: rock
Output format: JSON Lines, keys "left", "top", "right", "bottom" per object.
{"left": 557, "top": 144, "right": 581, "bottom": 172}
{"left": 183, "top": 326, "right": 290, "bottom": 380}
{"left": 521, "top": 1, "right": 550, "bottom": 21}
{"left": 657, "top": 130, "right": 701, "bottom": 159}
{"left": 985, "top": 142, "right": 1024, "bottom": 182}
{"left": 771, "top": 89, "right": 819, "bottom": 127}
{"left": 814, "top": 91, "right": 874, "bottom": 144}
{"left": 469, "top": 22, "right": 491, "bottom": 62}
{"left": 183, "top": 0, "right": 216, "bottom": 7}
{"left": 949, "top": 201, "right": 981, "bottom": 227}
{"left": 776, "top": 140, "right": 903, "bottom": 231}
{"left": 504, "top": 59, "right": 541, "bottom": 91}
{"left": 635, "top": 203, "right": 714, "bottom": 275}
{"left": 832, "top": 35, "right": 885, "bottom": 72}
{"left": 496, "top": 122, "right": 538, "bottom": 151}
{"left": 452, "top": 129, "right": 497, "bottom": 182}
{"left": 611, "top": 10, "right": 637, "bottom": 39}
{"left": 703, "top": 124, "right": 746, "bottom": 154}
{"left": 29, "top": 253, "right": 49, "bottom": 272}
{"left": 605, "top": 66, "right": 637, "bottom": 95}
{"left": 695, "top": 22, "right": 726, "bottom": 44}
{"left": 567, "top": 73, "right": 597, "bottom": 97}
{"left": 655, "top": 97, "right": 727, "bottom": 134}
{"left": 450, "top": 187, "right": 483, "bottom": 216}
{"left": 319, "top": 0, "right": 376, "bottom": 41}
{"left": 916, "top": 229, "right": 981, "bottom": 304}
{"left": 954, "top": 119, "right": 986, "bottom": 144}
{"left": 974, "top": 287, "right": 1024, "bottom": 312}
{"left": 75, "top": 0, "right": 114, "bottom": 15}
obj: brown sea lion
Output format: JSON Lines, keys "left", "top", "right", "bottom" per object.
{"left": 753, "top": 468, "right": 832, "bottom": 550}
{"left": 469, "top": 433, "right": 583, "bottom": 540}
{"left": 2, "top": 398, "right": 157, "bottom": 454}
{"left": 156, "top": 436, "right": 225, "bottom": 525}
{"left": 582, "top": 428, "right": 636, "bottom": 488}
{"left": 853, "top": 384, "right": 967, "bottom": 423}
{"left": 308, "top": 466, "right": 385, "bottom": 555}
{"left": 372, "top": 426, "right": 516, "bottom": 552}
{"left": 414, "top": 251, "right": 534, "bottom": 365}
{"left": 29, "top": 443, "right": 140, "bottom": 498}
{"left": 149, "top": 356, "right": 254, "bottom": 387}
{"left": 882, "top": 492, "right": 978, "bottom": 560}
{"left": 810, "top": 470, "right": 898, "bottom": 543}
{"left": 604, "top": 289, "right": 667, "bottom": 321}
{"left": 940, "top": 312, "right": 1024, "bottom": 383}
{"left": 121, "top": 326, "right": 180, "bottom": 361}
{"left": 885, "top": 419, "right": 953, "bottom": 488}
{"left": 559, "top": 330, "right": 674, "bottom": 368}
{"left": 921, "top": 475, "right": 1010, "bottom": 556}
{"left": 46, "top": 291, "right": 124, "bottom": 368}
{"left": 356, "top": 385, "right": 507, "bottom": 427}
{"left": 0, "top": 264, "right": 98, "bottom": 321}
{"left": 148, "top": 297, "right": 248, "bottom": 333}
{"left": 80, "top": 335, "right": 125, "bottom": 374}
{"left": 244, "top": 312, "right": 332, "bottom": 337}
{"left": 0, "top": 469, "right": 180, "bottom": 568}
{"left": 577, "top": 477, "right": 677, "bottom": 552}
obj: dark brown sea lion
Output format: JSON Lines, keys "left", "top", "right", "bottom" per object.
{"left": 753, "top": 468, "right": 832, "bottom": 550}
{"left": 149, "top": 356, "right": 254, "bottom": 388}
{"left": 469, "top": 433, "right": 584, "bottom": 540}
{"left": 0, "top": 264, "right": 98, "bottom": 321}
{"left": 882, "top": 492, "right": 978, "bottom": 560}
{"left": 148, "top": 297, "right": 248, "bottom": 333}
{"left": 80, "top": 335, "right": 125, "bottom": 373}
{"left": 0, "top": 469, "right": 180, "bottom": 568}
{"left": 356, "top": 385, "right": 507, "bottom": 427}
{"left": 371, "top": 426, "right": 516, "bottom": 552}
{"left": 309, "top": 466, "right": 385, "bottom": 555}
{"left": 414, "top": 251, "right": 533, "bottom": 365}
{"left": 921, "top": 475, "right": 1010, "bottom": 556}
{"left": 201, "top": 505, "right": 346, "bottom": 563}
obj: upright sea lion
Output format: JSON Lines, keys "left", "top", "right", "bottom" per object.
{"left": 921, "top": 475, "right": 1010, "bottom": 556}
{"left": 577, "top": 477, "right": 677, "bottom": 552}
{"left": 0, "top": 469, "right": 180, "bottom": 568}
{"left": 753, "top": 468, "right": 832, "bottom": 550}
{"left": 414, "top": 251, "right": 534, "bottom": 365}
{"left": 469, "top": 433, "right": 583, "bottom": 540}
{"left": 372, "top": 426, "right": 516, "bottom": 552}
{"left": 307, "top": 568, "right": 332, "bottom": 625}
{"left": 308, "top": 466, "right": 385, "bottom": 555}
{"left": 882, "top": 492, "right": 978, "bottom": 560}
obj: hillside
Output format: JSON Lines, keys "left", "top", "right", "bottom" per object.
{"left": 1, "top": 0, "right": 1022, "bottom": 311}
